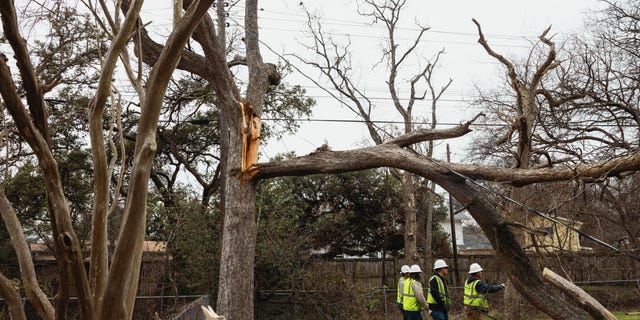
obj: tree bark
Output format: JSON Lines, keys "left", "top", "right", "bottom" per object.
{"left": 0, "top": 273, "right": 27, "bottom": 320}
{"left": 89, "top": 0, "right": 145, "bottom": 312}
{"left": 0, "top": 191, "right": 54, "bottom": 320}
{"left": 542, "top": 268, "right": 617, "bottom": 320}
{"left": 401, "top": 172, "right": 420, "bottom": 263}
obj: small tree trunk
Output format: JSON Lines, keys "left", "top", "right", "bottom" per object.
{"left": 419, "top": 185, "right": 435, "bottom": 270}
{"left": 401, "top": 173, "right": 419, "bottom": 263}
{"left": 0, "top": 273, "right": 27, "bottom": 320}
{"left": 0, "top": 191, "right": 54, "bottom": 320}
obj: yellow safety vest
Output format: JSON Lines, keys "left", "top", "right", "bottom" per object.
{"left": 464, "top": 279, "right": 489, "bottom": 309}
{"left": 396, "top": 276, "right": 405, "bottom": 304}
{"left": 402, "top": 278, "right": 423, "bottom": 311}
{"left": 427, "top": 274, "right": 451, "bottom": 306}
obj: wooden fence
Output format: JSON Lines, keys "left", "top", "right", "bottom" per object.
{"left": 306, "top": 251, "right": 640, "bottom": 289}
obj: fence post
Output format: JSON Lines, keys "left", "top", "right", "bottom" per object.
{"left": 383, "top": 286, "right": 389, "bottom": 320}
{"left": 293, "top": 289, "right": 297, "bottom": 320}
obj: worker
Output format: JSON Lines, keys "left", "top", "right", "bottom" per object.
{"left": 402, "top": 264, "right": 430, "bottom": 320}
{"left": 397, "top": 264, "right": 411, "bottom": 318}
{"left": 463, "top": 263, "right": 505, "bottom": 320}
{"left": 427, "top": 259, "right": 451, "bottom": 320}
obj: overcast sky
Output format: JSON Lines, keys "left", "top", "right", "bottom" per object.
{"left": 137, "top": 1, "right": 606, "bottom": 163}
{"left": 243, "top": 0, "right": 605, "bottom": 162}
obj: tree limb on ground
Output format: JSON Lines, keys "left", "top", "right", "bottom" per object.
{"left": 542, "top": 268, "right": 617, "bottom": 320}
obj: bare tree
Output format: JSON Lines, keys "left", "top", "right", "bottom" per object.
{"left": 471, "top": 18, "right": 569, "bottom": 319}
{"left": 293, "top": 0, "right": 452, "bottom": 267}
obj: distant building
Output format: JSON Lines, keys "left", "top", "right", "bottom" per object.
{"left": 439, "top": 211, "right": 495, "bottom": 251}
{"left": 461, "top": 225, "right": 492, "bottom": 251}
{"left": 29, "top": 240, "right": 169, "bottom": 296}
{"left": 522, "top": 216, "right": 585, "bottom": 252}
{"left": 439, "top": 214, "right": 464, "bottom": 249}
{"left": 29, "top": 240, "right": 168, "bottom": 260}
{"left": 439, "top": 208, "right": 587, "bottom": 253}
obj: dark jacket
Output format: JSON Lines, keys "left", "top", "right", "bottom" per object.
{"left": 465, "top": 275, "right": 504, "bottom": 294}
{"left": 428, "top": 273, "right": 450, "bottom": 312}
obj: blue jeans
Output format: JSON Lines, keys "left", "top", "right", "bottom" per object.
{"left": 404, "top": 310, "right": 424, "bottom": 320}
{"left": 430, "top": 310, "right": 449, "bottom": 320}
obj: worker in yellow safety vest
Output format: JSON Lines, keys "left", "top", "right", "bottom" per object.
{"left": 427, "top": 259, "right": 451, "bottom": 320}
{"left": 402, "top": 264, "right": 430, "bottom": 320}
{"left": 463, "top": 263, "right": 505, "bottom": 320}
{"left": 397, "top": 265, "right": 411, "bottom": 318}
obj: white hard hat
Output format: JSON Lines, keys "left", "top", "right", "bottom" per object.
{"left": 400, "top": 265, "right": 411, "bottom": 273}
{"left": 469, "top": 263, "right": 483, "bottom": 274}
{"left": 409, "top": 264, "right": 422, "bottom": 273}
{"left": 434, "top": 259, "right": 448, "bottom": 269}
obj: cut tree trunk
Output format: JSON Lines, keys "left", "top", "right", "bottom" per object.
{"left": 542, "top": 268, "right": 617, "bottom": 320}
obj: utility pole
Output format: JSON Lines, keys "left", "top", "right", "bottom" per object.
{"left": 446, "top": 144, "right": 461, "bottom": 286}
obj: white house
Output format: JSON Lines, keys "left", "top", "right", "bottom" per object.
{"left": 439, "top": 213, "right": 465, "bottom": 249}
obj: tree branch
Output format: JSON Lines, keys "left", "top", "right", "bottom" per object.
{"left": 254, "top": 122, "right": 640, "bottom": 186}
{"left": 0, "top": 0, "right": 51, "bottom": 146}
{"left": 0, "top": 190, "right": 54, "bottom": 320}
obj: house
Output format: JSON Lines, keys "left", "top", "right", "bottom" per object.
{"left": 460, "top": 225, "right": 492, "bottom": 251}
{"left": 439, "top": 214, "right": 465, "bottom": 249}
{"left": 522, "top": 215, "right": 584, "bottom": 252}
{"left": 439, "top": 211, "right": 494, "bottom": 251}
{"left": 29, "top": 240, "right": 169, "bottom": 296}
{"left": 29, "top": 240, "right": 168, "bottom": 260}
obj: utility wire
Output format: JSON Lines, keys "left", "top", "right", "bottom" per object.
{"left": 429, "top": 159, "right": 640, "bottom": 263}
{"left": 227, "top": 16, "right": 394, "bottom": 138}
{"left": 145, "top": 4, "right": 551, "bottom": 43}
{"left": 238, "top": 4, "right": 564, "bottom": 42}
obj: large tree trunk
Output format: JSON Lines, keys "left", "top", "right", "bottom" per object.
{"left": 215, "top": 1, "right": 274, "bottom": 319}
{"left": 217, "top": 165, "right": 257, "bottom": 319}
{"left": 502, "top": 186, "right": 530, "bottom": 319}
{"left": 216, "top": 99, "right": 258, "bottom": 319}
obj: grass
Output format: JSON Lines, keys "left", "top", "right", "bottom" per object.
{"left": 613, "top": 312, "right": 640, "bottom": 320}
{"left": 445, "top": 311, "right": 640, "bottom": 319}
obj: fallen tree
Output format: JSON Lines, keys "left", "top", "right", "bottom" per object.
{"left": 253, "top": 119, "right": 640, "bottom": 319}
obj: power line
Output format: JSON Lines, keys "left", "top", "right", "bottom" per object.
{"left": 226, "top": 16, "right": 395, "bottom": 138}
{"left": 431, "top": 161, "right": 640, "bottom": 263}
{"left": 258, "top": 26, "right": 530, "bottom": 49}
{"left": 141, "top": 4, "right": 565, "bottom": 50}
{"left": 261, "top": 118, "right": 500, "bottom": 127}
{"left": 239, "top": 4, "right": 558, "bottom": 41}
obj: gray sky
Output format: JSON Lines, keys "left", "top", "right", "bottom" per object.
{"left": 252, "top": 0, "right": 604, "bottom": 162}
{"left": 136, "top": 1, "right": 604, "bottom": 163}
